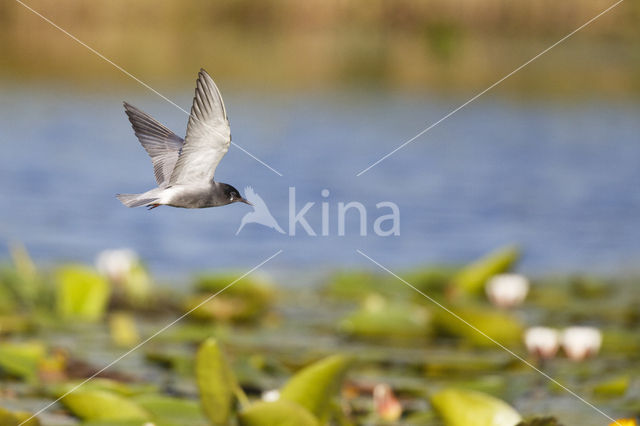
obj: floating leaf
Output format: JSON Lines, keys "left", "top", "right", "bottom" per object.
{"left": 340, "top": 296, "right": 431, "bottom": 339}
{"left": 189, "top": 273, "right": 274, "bottom": 322}
{"left": 324, "top": 271, "right": 405, "bottom": 300}
{"left": 56, "top": 266, "right": 110, "bottom": 321}
{"left": 109, "top": 312, "right": 140, "bottom": 348}
{"left": 516, "top": 417, "right": 564, "bottom": 426}
{"left": 133, "top": 394, "right": 208, "bottom": 425}
{"left": 123, "top": 262, "right": 153, "bottom": 306}
{"left": 50, "top": 378, "right": 157, "bottom": 398}
{"left": 434, "top": 306, "right": 523, "bottom": 347}
{"left": 195, "top": 338, "right": 238, "bottom": 425}
{"left": 450, "top": 246, "right": 520, "bottom": 296}
{"left": 593, "top": 375, "right": 630, "bottom": 397}
{"left": 0, "top": 406, "right": 40, "bottom": 426}
{"left": 404, "top": 266, "right": 457, "bottom": 294}
{"left": 0, "top": 341, "right": 46, "bottom": 382}
{"left": 61, "top": 389, "right": 149, "bottom": 421}
{"left": 239, "top": 401, "right": 319, "bottom": 426}
{"left": 280, "top": 354, "right": 352, "bottom": 420}
{"left": 431, "top": 388, "right": 522, "bottom": 426}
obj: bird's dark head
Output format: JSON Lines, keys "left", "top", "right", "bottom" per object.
{"left": 220, "top": 183, "right": 252, "bottom": 206}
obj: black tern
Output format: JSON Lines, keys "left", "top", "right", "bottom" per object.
{"left": 117, "top": 69, "right": 251, "bottom": 210}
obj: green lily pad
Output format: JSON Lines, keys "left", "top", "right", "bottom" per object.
{"left": 431, "top": 388, "right": 522, "bottom": 426}
{"left": 56, "top": 266, "right": 110, "bottom": 321}
{"left": 122, "top": 263, "right": 153, "bottom": 307}
{"left": 592, "top": 375, "right": 630, "bottom": 397}
{"left": 109, "top": 312, "right": 140, "bottom": 348}
{"left": 239, "top": 400, "right": 319, "bottom": 426}
{"left": 516, "top": 418, "right": 563, "bottom": 426}
{"left": 0, "top": 406, "right": 40, "bottom": 426}
{"left": 61, "top": 389, "right": 149, "bottom": 421}
{"left": 0, "top": 341, "right": 46, "bottom": 383}
{"left": 339, "top": 296, "right": 431, "bottom": 339}
{"left": 434, "top": 306, "right": 524, "bottom": 347}
{"left": 324, "top": 271, "right": 405, "bottom": 300}
{"left": 50, "top": 378, "right": 157, "bottom": 398}
{"left": 280, "top": 354, "right": 352, "bottom": 420}
{"left": 195, "top": 338, "right": 238, "bottom": 425}
{"left": 425, "top": 352, "right": 512, "bottom": 377}
{"left": 404, "top": 266, "right": 458, "bottom": 294}
{"left": 188, "top": 273, "right": 274, "bottom": 322}
{"left": 450, "top": 246, "right": 520, "bottom": 297}
{"left": 133, "top": 394, "right": 208, "bottom": 425}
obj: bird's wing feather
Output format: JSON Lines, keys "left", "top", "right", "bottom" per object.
{"left": 123, "top": 102, "right": 184, "bottom": 187}
{"left": 169, "top": 69, "right": 231, "bottom": 186}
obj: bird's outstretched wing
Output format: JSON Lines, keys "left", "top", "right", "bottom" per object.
{"left": 169, "top": 69, "right": 231, "bottom": 186}
{"left": 123, "top": 102, "right": 184, "bottom": 187}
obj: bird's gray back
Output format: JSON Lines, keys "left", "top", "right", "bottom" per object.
{"left": 167, "top": 184, "right": 229, "bottom": 209}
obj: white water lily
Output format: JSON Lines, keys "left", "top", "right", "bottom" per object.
{"left": 261, "top": 389, "right": 280, "bottom": 402}
{"left": 485, "top": 273, "right": 529, "bottom": 308}
{"left": 524, "top": 327, "right": 560, "bottom": 359}
{"left": 95, "top": 248, "right": 151, "bottom": 305}
{"left": 95, "top": 248, "right": 139, "bottom": 283}
{"left": 561, "top": 326, "right": 602, "bottom": 361}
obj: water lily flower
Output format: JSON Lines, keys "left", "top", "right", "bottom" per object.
{"left": 373, "top": 383, "right": 402, "bottom": 422}
{"left": 95, "top": 248, "right": 139, "bottom": 283}
{"left": 261, "top": 389, "right": 280, "bottom": 402}
{"left": 524, "top": 327, "right": 560, "bottom": 359}
{"left": 561, "top": 326, "right": 602, "bottom": 361}
{"left": 485, "top": 273, "right": 529, "bottom": 308}
{"left": 95, "top": 248, "right": 152, "bottom": 305}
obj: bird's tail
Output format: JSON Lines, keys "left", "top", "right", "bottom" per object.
{"left": 116, "top": 193, "right": 159, "bottom": 208}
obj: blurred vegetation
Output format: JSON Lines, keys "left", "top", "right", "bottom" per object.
{"left": 1, "top": 0, "right": 639, "bottom": 95}
{"left": 0, "top": 243, "right": 639, "bottom": 424}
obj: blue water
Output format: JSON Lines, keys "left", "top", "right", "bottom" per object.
{"left": 1, "top": 84, "right": 639, "bottom": 279}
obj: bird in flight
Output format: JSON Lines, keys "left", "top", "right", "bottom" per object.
{"left": 117, "top": 69, "right": 251, "bottom": 209}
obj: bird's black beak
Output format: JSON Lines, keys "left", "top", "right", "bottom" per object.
{"left": 238, "top": 197, "right": 253, "bottom": 206}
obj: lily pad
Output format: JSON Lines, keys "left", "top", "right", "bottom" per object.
{"left": 431, "top": 388, "right": 522, "bottom": 426}
{"left": 0, "top": 406, "right": 40, "bottom": 426}
{"left": 109, "top": 312, "right": 140, "bottom": 348}
{"left": 0, "top": 341, "right": 46, "bottom": 382}
{"left": 133, "top": 394, "right": 208, "bottom": 425}
{"left": 61, "top": 389, "right": 149, "bottom": 421}
{"left": 516, "top": 418, "right": 563, "bottom": 426}
{"left": 324, "top": 271, "right": 405, "bottom": 300}
{"left": 592, "top": 375, "right": 630, "bottom": 397}
{"left": 188, "top": 273, "right": 274, "bottom": 322}
{"left": 50, "top": 378, "right": 157, "bottom": 398}
{"left": 433, "top": 306, "right": 524, "bottom": 347}
{"left": 239, "top": 400, "right": 319, "bottom": 426}
{"left": 195, "top": 338, "right": 238, "bottom": 425}
{"left": 339, "top": 296, "right": 431, "bottom": 340}
{"left": 404, "top": 266, "right": 458, "bottom": 294}
{"left": 56, "top": 266, "right": 110, "bottom": 321}
{"left": 280, "top": 354, "right": 352, "bottom": 420}
{"left": 449, "top": 246, "right": 520, "bottom": 297}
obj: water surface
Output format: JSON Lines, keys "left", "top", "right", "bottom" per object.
{"left": 1, "top": 85, "right": 638, "bottom": 279}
